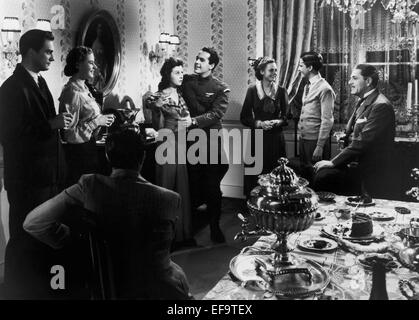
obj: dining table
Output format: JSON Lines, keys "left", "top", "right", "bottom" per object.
{"left": 203, "top": 196, "right": 419, "bottom": 300}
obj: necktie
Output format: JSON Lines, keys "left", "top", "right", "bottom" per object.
{"left": 304, "top": 82, "right": 310, "bottom": 98}
{"left": 347, "top": 97, "right": 367, "bottom": 133}
{"left": 355, "top": 97, "right": 367, "bottom": 119}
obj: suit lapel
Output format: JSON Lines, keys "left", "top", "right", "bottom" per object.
{"left": 15, "top": 65, "right": 55, "bottom": 118}
{"left": 356, "top": 89, "right": 379, "bottom": 121}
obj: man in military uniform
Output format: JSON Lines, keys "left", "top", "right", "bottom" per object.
{"left": 182, "top": 47, "right": 230, "bottom": 243}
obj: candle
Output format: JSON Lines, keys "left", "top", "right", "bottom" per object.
{"left": 407, "top": 82, "right": 413, "bottom": 114}
{"left": 416, "top": 80, "right": 418, "bottom": 106}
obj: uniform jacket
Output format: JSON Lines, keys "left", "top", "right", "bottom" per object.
{"left": 182, "top": 74, "right": 230, "bottom": 130}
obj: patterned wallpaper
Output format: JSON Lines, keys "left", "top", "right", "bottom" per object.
{"left": 59, "top": 0, "right": 71, "bottom": 81}
{"left": 247, "top": 0, "right": 257, "bottom": 85}
{"left": 210, "top": 0, "right": 224, "bottom": 80}
{"left": 22, "top": 0, "right": 36, "bottom": 32}
{"left": 176, "top": 0, "right": 260, "bottom": 121}
{"left": 116, "top": 0, "right": 127, "bottom": 94}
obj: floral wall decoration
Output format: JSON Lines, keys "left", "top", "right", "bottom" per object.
{"left": 247, "top": 0, "right": 257, "bottom": 85}
{"left": 59, "top": 0, "right": 72, "bottom": 81}
{"left": 116, "top": 0, "right": 127, "bottom": 94}
{"left": 175, "top": 0, "right": 189, "bottom": 69}
{"left": 210, "top": 0, "right": 224, "bottom": 80}
{"left": 22, "top": 0, "right": 36, "bottom": 32}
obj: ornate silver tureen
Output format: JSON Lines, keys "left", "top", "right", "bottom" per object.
{"left": 236, "top": 158, "right": 318, "bottom": 266}
{"left": 235, "top": 158, "right": 329, "bottom": 298}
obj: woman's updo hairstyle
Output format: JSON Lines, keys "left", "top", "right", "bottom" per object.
{"left": 252, "top": 56, "right": 276, "bottom": 81}
{"left": 64, "top": 46, "right": 94, "bottom": 77}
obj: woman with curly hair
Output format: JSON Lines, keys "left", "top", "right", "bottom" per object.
{"left": 147, "top": 57, "right": 195, "bottom": 248}
{"left": 59, "top": 46, "right": 115, "bottom": 186}
{"left": 240, "top": 56, "right": 289, "bottom": 197}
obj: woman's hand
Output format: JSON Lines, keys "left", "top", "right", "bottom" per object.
{"left": 270, "top": 119, "right": 284, "bottom": 127}
{"left": 97, "top": 114, "right": 115, "bottom": 127}
{"left": 154, "top": 94, "right": 170, "bottom": 108}
{"left": 259, "top": 120, "right": 274, "bottom": 131}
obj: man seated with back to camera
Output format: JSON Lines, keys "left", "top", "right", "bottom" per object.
{"left": 23, "top": 127, "right": 192, "bottom": 300}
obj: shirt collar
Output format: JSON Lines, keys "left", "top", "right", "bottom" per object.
{"left": 110, "top": 169, "right": 143, "bottom": 180}
{"left": 308, "top": 74, "right": 322, "bottom": 85}
{"left": 256, "top": 80, "right": 277, "bottom": 100}
{"left": 363, "top": 89, "right": 375, "bottom": 99}
{"left": 22, "top": 65, "right": 39, "bottom": 85}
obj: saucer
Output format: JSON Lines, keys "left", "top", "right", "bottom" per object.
{"left": 297, "top": 237, "right": 338, "bottom": 253}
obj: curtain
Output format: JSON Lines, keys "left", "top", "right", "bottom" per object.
{"left": 312, "top": 0, "right": 414, "bottom": 125}
{"left": 264, "top": 0, "right": 315, "bottom": 100}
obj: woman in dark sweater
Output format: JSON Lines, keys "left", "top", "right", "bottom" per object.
{"left": 240, "top": 57, "right": 288, "bottom": 197}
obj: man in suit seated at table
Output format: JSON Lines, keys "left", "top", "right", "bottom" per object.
{"left": 313, "top": 64, "right": 395, "bottom": 199}
{"left": 23, "top": 128, "right": 192, "bottom": 300}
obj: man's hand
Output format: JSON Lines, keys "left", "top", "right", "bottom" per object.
{"left": 314, "top": 160, "right": 334, "bottom": 173}
{"left": 179, "top": 115, "right": 193, "bottom": 129}
{"left": 145, "top": 128, "right": 158, "bottom": 139}
{"left": 312, "top": 146, "right": 324, "bottom": 163}
{"left": 49, "top": 112, "right": 73, "bottom": 130}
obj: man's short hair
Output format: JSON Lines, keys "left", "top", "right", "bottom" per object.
{"left": 355, "top": 64, "right": 379, "bottom": 88}
{"left": 105, "top": 128, "right": 146, "bottom": 170}
{"left": 202, "top": 47, "right": 220, "bottom": 70}
{"left": 19, "top": 29, "right": 54, "bottom": 57}
{"left": 301, "top": 52, "right": 323, "bottom": 72}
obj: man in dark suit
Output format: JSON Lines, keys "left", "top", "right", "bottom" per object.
{"left": 181, "top": 47, "right": 230, "bottom": 243}
{"left": 313, "top": 64, "right": 395, "bottom": 199}
{"left": 23, "top": 128, "right": 192, "bottom": 300}
{"left": 0, "top": 29, "right": 72, "bottom": 298}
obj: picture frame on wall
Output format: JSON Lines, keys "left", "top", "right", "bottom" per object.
{"left": 78, "top": 10, "right": 121, "bottom": 97}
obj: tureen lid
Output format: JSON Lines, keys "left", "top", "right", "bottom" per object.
{"left": 270, "top": 158, "right": 298, "bottom": 186}
{"left": 257, "top": 158, "right": 309, "bottom": 195}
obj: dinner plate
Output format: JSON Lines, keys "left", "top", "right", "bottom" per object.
{"left": 297, "top": 237, "right": 338, "bottom": 253}
{"left": 322, "top": 222, "right": 385, "bottom": 243}
{"left": 316, "top": 191, "right": 336, "bottom": 202}
{"left": 229, "top": 254, "right": 272, "bottom": 284}
{"left": 345, "top": 199, "right": 376, "bottom": 207}
{"left": 395, "top": 207, "right": 411, "bottom": 215}
{"left": 369, "top": 211, "right": 395, "bottom": 222}
{"left": 357, "top": 253, "right": 399, "bottom": 271}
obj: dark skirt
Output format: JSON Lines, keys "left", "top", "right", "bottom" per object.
{"left": 244, "top": 129, "right": 287, "bottom": 198}
{"left": 63, "top": 139, "right": 99, "bottom": 187}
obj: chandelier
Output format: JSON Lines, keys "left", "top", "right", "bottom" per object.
{"left": 327, "top": 0, "right": 377, "bottom": 19}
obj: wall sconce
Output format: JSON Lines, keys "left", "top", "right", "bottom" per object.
{"left": 1, "top": 17, "right": 21, "bottom": 69}
{"left": 36, "top": 19, "right": 52, "bottom": 32}
{"left": 248, "top": 57, "right": 257, "bottom": 66}
{"left": 149, "top": 32, "right": 180, "bottom": 63}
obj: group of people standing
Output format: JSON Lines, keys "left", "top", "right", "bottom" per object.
{"left": 0, "top": 27, "right": 396, "bottom": 299}
{"left": 239, "top": 51, "right": 395, "bottom": 201}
